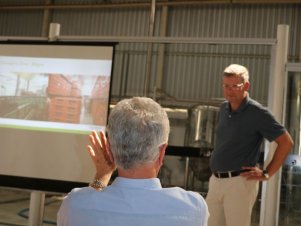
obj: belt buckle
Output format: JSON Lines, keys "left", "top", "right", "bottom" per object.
{"left": 228, "top": 171, "right": 232, "bottom": 178}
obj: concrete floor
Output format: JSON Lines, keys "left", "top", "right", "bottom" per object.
{"left": 0, "top": 188, "right": 62, "bottom": 226}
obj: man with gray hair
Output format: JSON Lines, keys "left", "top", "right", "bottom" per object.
{"left": 58, "top": 97, "right": 209, "bottom": 226}
{"left": 206, "top": 64, "right": 293, "bottom": 226}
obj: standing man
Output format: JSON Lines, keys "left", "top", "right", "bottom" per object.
{"left": 58, "top": 97, "right": 209, "bottom": 226}
{"left": 206, "top": 64, "right": 293, "bottom": 226}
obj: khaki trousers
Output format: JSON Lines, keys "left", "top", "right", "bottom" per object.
{"left": 206, "top": 175, "right": 259, "bottom": 226}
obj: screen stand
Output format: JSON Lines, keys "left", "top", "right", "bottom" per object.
{"left": 28, "top": 191, "right": 45, "bottom": 226}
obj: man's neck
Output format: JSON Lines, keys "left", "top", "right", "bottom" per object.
{"left": 229, "top": 93, "right": 247, "bottom": 112}
{"left": 230, "top": 102, "right": 241, "bottom": 112}
{"left": 118, "top": 163, "right": 159, "bottom": 179}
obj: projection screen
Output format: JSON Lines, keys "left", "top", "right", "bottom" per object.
{"left": 0, "top": 41, "right": 115, "bottom": 193}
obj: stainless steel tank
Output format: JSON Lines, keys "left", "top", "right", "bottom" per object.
{"left": 185, "top": 105, "right": 220, "bottom": 191}
{"left": 185, "top": 105, "right": 219, "bottom": 150}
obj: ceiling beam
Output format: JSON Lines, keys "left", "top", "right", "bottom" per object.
{"left": 0, "top": 0, "right": 300, "bottom": 11}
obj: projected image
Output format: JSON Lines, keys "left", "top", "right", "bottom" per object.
{"left": 47, "top": 74, "right": 110, "bottom": 126}
{"left": 0, "top": 73, "right": 109, "bottom": 123}
{"left": 0, "top": 55, "right": 112, "bottom": 133}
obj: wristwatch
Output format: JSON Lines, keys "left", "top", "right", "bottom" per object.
{"left": 90, "top": 179, "right": 106, "bottom": 190}
{"left": 262, "top": 169, "right": 269, "bottom": 179}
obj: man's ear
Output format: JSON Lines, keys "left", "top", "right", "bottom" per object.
{"left": 158, "top": 143, "right": 167, "bottom": 167}
{"left": 244, "top": 81, "right": 250, "bottom": 91}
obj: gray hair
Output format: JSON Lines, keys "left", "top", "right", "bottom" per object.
{"left": 223, "top": 64, "right": 249, "bottom": 83}
{"left": 107, "top": 97, "right": 170, "bottom": 170}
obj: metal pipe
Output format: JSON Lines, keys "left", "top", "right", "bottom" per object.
{"left": 28, "top": 191, "right": 45, "bottom": 226}
{"left": 143, "top": 0, "right": 156, "bottom": 96}
{"left": 119, "top": 52, "right": 130, "bottom": 97}
{"left": 260, "top": 24, "right": 289, "bottom": 226}
{"left": 154, "top": 2, "right": 169, "bottom": 101}
{"left": 41, "top": 0, "right": 52, "bottom": 37}
{"left": 0, "top": 0, "right": 301, "bottom": 11}
{"left": 0, "top": 35, "right": 276, "bottom": 45}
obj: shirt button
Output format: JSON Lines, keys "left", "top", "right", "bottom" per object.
{"left": 228, "top": 115, "right": 232, "bottom": 118}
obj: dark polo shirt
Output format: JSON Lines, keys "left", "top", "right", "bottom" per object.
{"left": 210, "top": 95, "right": 286, "bottom": 172}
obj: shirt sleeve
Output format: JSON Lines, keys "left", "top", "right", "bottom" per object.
{"left": 195, "top": 193, "right": 210, "bottom": 226}
{"left": 201, "top": 198, "right": 210, "bottom": 226}
{"left": 57, "top": 195, "right": 70, "bottom": 226}
{"left": 258, "top": 107, "right": 286, "bottom": 142}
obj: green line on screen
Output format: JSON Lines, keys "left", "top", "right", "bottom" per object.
{"left": 0, "top": 124, "right": 91, "bottom": 135}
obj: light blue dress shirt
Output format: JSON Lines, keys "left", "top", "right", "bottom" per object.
{"left": 58, "top": 177, "right": 209, "bottom": 226}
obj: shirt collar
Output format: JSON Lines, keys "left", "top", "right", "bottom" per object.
{"left": 111, "top": 177, "right": 162, "bottom": 190}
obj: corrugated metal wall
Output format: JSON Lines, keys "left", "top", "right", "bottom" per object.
{"left": 0, "top": 1, "right": 300, "bottom": 107}
{"left": 0, "top": 11, "right": 43, "bottom": 36}
{"left": 163, "top": 4, "right": 300, "bottom": 106}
